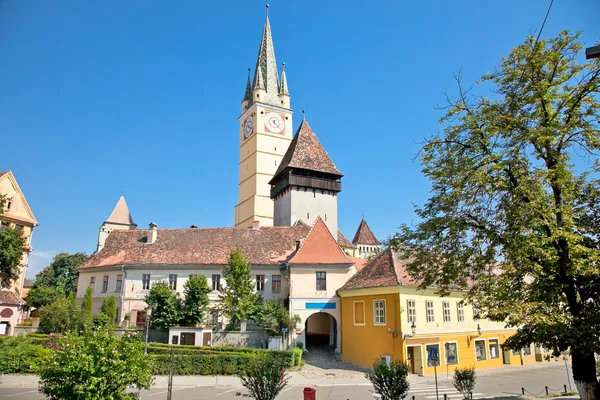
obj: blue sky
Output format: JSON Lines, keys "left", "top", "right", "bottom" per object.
{"left": 1, "top": 0, "right": 598, "bottom": 277}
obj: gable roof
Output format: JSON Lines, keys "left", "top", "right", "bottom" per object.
{"left": 80, "top": 224, "right": 311, "bottom": 269}
{"left": 0, "top": 289, "right": 25, "bottom": 305}
{"left": 337, "top": 230, "right": 356, "bottom": 249}
{"left": 0, "top": 171, "right": 38, "bottom": 226}
{"left": 288, "top": 217, "right": 351, "bottom": 265}
{"left": 352, "top": 219, "right": 380, "bottom": 245}
{"left": 270, "top": 121, "right": 343, "bottom": 182}
{"left": 338, "top": 248, "right": 416, "bottom": 291}
{"left": 23, "top": 278, "right": 34, "bottom": 288}
{"left": 105, "top": 196, "right": 136, "bottom": 227}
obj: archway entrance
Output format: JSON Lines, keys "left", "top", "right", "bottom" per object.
{"left": 305, "top": 312, "right": 337, "bottom": 350}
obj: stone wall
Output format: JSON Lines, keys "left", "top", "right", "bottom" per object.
{"left": 212, "top": 330, "right": 267, "bottom": 348}
{"left": 13, "top": 325, "right": 39, "bottom": 336}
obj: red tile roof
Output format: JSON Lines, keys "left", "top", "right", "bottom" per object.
{"left": 271, "top": 121, "right": 343, "bottom": 180}
{"left": 23, "top": 278, "right": 34, "bottom": 288}
{"left": 0, "top": 289, "right": 25, "bottom": 305}
{"left": 337, "top": 230, "right": 356, "bottom": 249}
{"left": 288, "top": 217, "right": 351, "bottom": 265}
{"left": 338, "top": 248, "right": 416, "bottom": 291}
{"left": 349, "top": 257, "right": 368, "bottom": 271}
{"left": 80, "top": 225, "right": 311, "bottom": 269}
{"left": 352, "top": 219, "right": 381, "bottom": 245}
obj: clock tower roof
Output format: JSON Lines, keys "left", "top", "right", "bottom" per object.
{"left": 249, "top": 7, "right": 282, "bottom": 107}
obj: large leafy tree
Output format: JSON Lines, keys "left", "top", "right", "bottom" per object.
{"left": 392, "top": 31, "right": 600, "bottom": 399}
{"left": 257, "top": 299, "right": 301, "bottom": 337}
{"left": 180, "top": 274, "right": 211, "bottom": 327}
{"left": 144, "top": 281, "right": 181, "bottom": 331}
{"left": 219, "top": 248, "right": 262, "bottom": 325}
{"left": 0, "top": 195, "right": 29, "bottom": 288}
{"left": 34, "top": 252, "right": 88, "bottom": 295}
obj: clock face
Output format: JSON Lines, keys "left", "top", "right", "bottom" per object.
{"left": 265, "top": 112, "right": 285, "bottom": 134}
{"left": 243, "top": 116, "right": 254, "bottom": 139}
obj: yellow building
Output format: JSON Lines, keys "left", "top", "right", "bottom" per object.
{"left": 0, "top": 171, "right": 38, "bottom": 295}
{"left": 338, "top": 248, "right": 536, "bottom": 375}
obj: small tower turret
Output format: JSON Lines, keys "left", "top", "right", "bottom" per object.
{"left": 278, "top": 62, "right": 290, "bottom": 109}
{"left": 97, "top": 196, "right": 137, "bottom": 252}
{"left": 242, "top": 68, "right": 252, "bottom": 113}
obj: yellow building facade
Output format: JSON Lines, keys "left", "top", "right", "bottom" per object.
{"left": 338, "top": 249, "right": 536, "bottom": 375}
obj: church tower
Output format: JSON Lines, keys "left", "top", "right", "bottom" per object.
{"left": 97, "top": 196, "right": 137, "bottom": 252}
{"left": 270, "top": 120, "right": 343, "bottom": 240}
{"left": 235, "top": 6, "right": 293, "bottom": 228}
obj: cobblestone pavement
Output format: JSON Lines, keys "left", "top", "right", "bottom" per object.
{"left": 298, "top": 346, "right": 369, "bottom": 379}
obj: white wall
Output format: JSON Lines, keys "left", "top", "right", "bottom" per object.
{"left": 292, "top": 187, "right": 338, "bottom": 240}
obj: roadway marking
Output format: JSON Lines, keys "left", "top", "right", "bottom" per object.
{"left": 147, "top": 387, "right": 191, "bottom": 397}
{"left": 215, "top": 386, "right": 243, "bottom": 396}
{"left": 425, "top": 393, "right": 484, "bottom": 399}
{"left": 0, "top": 391, "right": 39, "bottom": 398}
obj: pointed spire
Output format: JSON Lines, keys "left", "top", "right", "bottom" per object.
{"left": 279, "top": 62, "right": 289, "bottom": 95}
{"left": 243, "top": 68, "right": 252, "bottom": 102}
{"left": 105, "top": 196, "right": 136, "bottom": 227}
{"left": 251, "top": 4, "right": 280, "bottom": 105}
{"left": 352, "top": 218, "right": 380, "bottom": 245}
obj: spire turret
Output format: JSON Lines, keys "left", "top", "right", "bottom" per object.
{"left": 279, "top": 62, "right": 290, "bottom": 108}
{"left": 251, "top": 5, "right": 281, "bottom": 107}
{"left": 242, "top": 68, "right": 252, "bottom": 111}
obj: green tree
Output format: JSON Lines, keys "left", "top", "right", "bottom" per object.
{"left": 391, "top": 31, "right": 600, "bottom": 399}
{"left": 23, "top": 286, "right": 61, "bottom": 308}
{"left": 80, "top": 286, "right": 94, "bottom": 326}
{"left": 238, "top": 355, "right": 289, "bottom": 400}
{"left": 0, "top": 203, "right": 29, "bottom": 288}
{"left": 257, "top": 299, "right": 301, "bottom": 337}
{"left": 101, "top": 295, "right": 117, "bottom": 325}
{"left": 365, "top": 360, "right": 410, "bottom": 400}
{"left": 39, "top": 328, "right": 154, "bottom": 399}
{"left": 219, "top": 248, "right": 262, "bottom": 325}
{"left": 34, "top": 252, "right": 88, "bottom": 295}
{"left": 180, "top": 274, "right": 211, "bottom": 327}
{"left": 38, "top": 296, "right": 76, "bottom": 334}
{"left": 144, "top": 281, "right": 181, "bottom": 331}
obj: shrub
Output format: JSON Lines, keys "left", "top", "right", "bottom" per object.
{"left": 39, "top": 328, "right": 154, "bottom": 399}
{"left": 453, "top": 366, "right": 476, "bottom": 399}
{"left": 0, "top": 336, "right": 51, "bottom": 373}
{"left": 239, "top": 355, "right": 290, "bottom": 400}
{"left": 365, "top": 359, "right": 410, "bottom": 400}
{"left": 38, "top": 296, "right": 75, "bottom": 334}
{"left": 291, "top": 348, "right": 303, "bottom": 366}
{"left": 101, "top": 295, "right": 117, "bottom": 324}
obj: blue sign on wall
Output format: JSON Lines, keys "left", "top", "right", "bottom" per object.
{"left": 305, "top": 302, "right": 336, "bottom": 310}
{"left": 428, "top": 346, "right": 439, "bottom": 362}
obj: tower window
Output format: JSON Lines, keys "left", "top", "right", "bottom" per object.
{"left": 275, "top": 160, "right": 277, "bottom": 166}
{"left": 307, "top": 213, "right": 310, "bottom": 219}
{"left": 256, "top": 94, "right": 259, "bottom": 98}
{"left": 325, "top": 214, "right": 327, "bottom": 221}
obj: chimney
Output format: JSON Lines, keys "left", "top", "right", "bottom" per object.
{"left": 295, "top": 239, "right": 301, "bottom": 251}
{"left": 252, "top": 221, "right": 260, "bottom": 230}
{"left": 148, "top": 222, "right": 158, "bottom": 244}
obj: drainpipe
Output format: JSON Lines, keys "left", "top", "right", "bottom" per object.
{"left": 120, "top": 265, "right": 126, "bottom": 327}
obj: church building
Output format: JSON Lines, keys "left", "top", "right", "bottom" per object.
{"left": 76, "top": 7, "right": 378, "bottom": 352}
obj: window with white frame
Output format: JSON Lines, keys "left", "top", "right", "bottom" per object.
{"left": 116, "top": 274, "right": 123, "bottom": 292}
{"left": 475, "top": 339, "right": 487, "bottom": 361}
{"left": 89, "top": 276, "right": 95, "bottom": 288}
{"left": 142, "top": 274, "right": 151, "bottom": 290}
{"left": 443, "top": 301, "right": 451, "bottom": 323}
{"left": 212, "top": 274, "right": 221, "bottom": 291}
{"left": 457, "top": 302, "right": 465, "bottom": 322}
{"left": 102, "top": 276, "right": 109, "bottom": 292}
{"left": 168, "top": 274, "right": 177, "bottom": 291}
{"left": 256, "top": 275, "right": 265, "bottom": 292}
{"left": 407, "top": 300, "right": 416, "bottom": 324}
{"left": 426, "top": 301, "right": 435, "bottom": 323}
{"left": 489, "top": 339, "right": 500, "bottom": 359}
{"left": 445, "top": 342, "right": 458, "bottom": 365}
{"left": 374, "top": 300, "right": 386, "bottom": 325}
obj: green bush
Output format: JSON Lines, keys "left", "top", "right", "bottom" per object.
{"left": 151, "top": 353, "right": 254, "bottom": 375}
{"left": 292, "top": 348, "right": 303, "bottom": 366}
{"left": 239, "top": 355, "right": 290, "bottom": 400}
{"left": 39, "top": 328, "right": 154, "bottom": 399}
{"left": 453, "top": 366, "right": 476, "bottom": 399}
{"left": 0, "top": 336, "right": 51, "bottom": 373}
{"left": 365, "top": 359, "right": 410, "bottom": 400}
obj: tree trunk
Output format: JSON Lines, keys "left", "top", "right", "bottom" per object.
{"left": 572, "top": 348, "right": 599, "bottom": 400}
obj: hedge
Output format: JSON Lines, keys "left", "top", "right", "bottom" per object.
{"left": 0, "top": 336, "right": 51, "bottom": 373}
{"left": 151, "top": 353, "right": 253, "bottom": 375}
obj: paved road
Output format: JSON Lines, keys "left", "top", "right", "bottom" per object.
{"left": 0, "top": 362, "right": 575, "bottom": 399}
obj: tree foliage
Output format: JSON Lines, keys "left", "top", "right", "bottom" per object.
{"left": 0, "top": 214, "right": 28, "bottom": 288}
{"left": 144, "top": 281, "right": 181, "bottom": 331}
{"left": 453, "top": 367, "right": 476, "bottom": 399}
{"left": 180, "top": 274, "right": 211, "bottom": 327}
{"left": 365, "top": 359, "right": 410, "bottom": 400}
{"left": 39, "top": 328, "right": 154, "bottom": 399}
{"left": 81, "top": 287, "right": 94, "bottom": 326}
{"left": 101, "top": 295, "right": 117, "bottom": 324}
{"left": 24, "top": 285, "right": 61, "bottom": 309}
{"left": 391, "top": 31, "right": 600, "bottom": 399}
{"left": 34, "top": 252, "right": 88, "bottom": 296}
{"left": 219, "top": 248, "right": 262, "bottom": 325}
{"left": 38, "top": 296, "right": 77, "bottom": 334}
{"left": 257, "top": 299, "right": 301, "bottom": 337}
{"left": 238, "top": 355, "right": 289, "bottom": 400}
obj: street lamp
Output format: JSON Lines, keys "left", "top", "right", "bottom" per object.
{"left": 403, "top": 321, "right": 417, "bottom": 340}
{"left": 144, "top": 307, "right": 152, "bottom": 355}
{"left": 476, "top": 324, "right": 482, "bottom": 336}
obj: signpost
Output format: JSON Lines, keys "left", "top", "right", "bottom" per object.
{"left": 428, "top": 346, "right": 440, "bottom": 400}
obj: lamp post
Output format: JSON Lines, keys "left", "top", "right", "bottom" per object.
{"left": 476, "top": 324, "right": 482, "bottom": 336}
{"left": 144, "top": 307, "right": 152, "bottom": 355}
{"left": 563, "top": 351, "right": 572, "bottom": 392}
